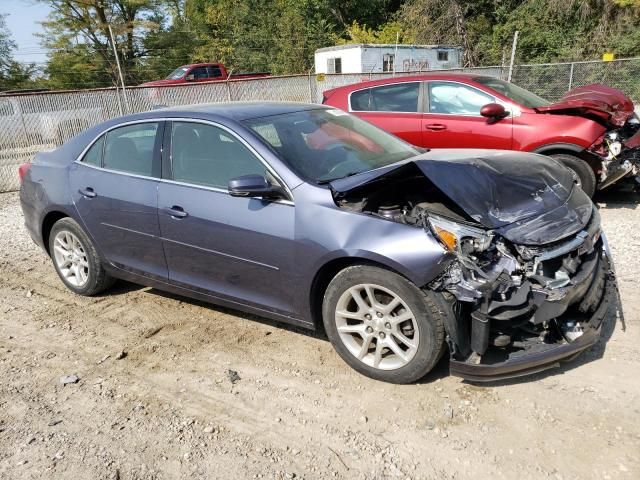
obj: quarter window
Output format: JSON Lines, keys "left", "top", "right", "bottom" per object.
{"left": 350, "top": 82, "right": 420, "bottom": 113}
{"left": 103, "top": 122, "right": 159, "bottom": 177}
{"left": 170, "top": 122, "right": 266, "bottom": 189}
{"left": 82, "top": 136, "right": 104, "bottom": 167}
{"left": 428, "top": 82, "right": 494, "bottom": 115}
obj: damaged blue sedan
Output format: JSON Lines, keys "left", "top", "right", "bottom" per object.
{"left": 19, "top": 102, "right": 614, "bottom": 383}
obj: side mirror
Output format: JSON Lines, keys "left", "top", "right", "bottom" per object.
{"left": 185, "top": 74, "right": 195, "bottom": 81}
{"left": 228, "top": 174, "right": 284, "bottom": 199}
{"left": 480, "top": 103, "right": 508, "bottom": 122}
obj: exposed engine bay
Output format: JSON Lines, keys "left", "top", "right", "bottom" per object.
{"left": 333, "top": 162, "right": 613, "bottom": 379}
{"left": 589, "top": 113, "right": 640, "bottom": 189}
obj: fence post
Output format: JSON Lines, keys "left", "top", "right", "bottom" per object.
{"left": 226, "top": 69, "right": 233, "bottom": 102}
{"left": 308, "top": 68, "right": 314, "bottom": 103}
{"left": 568, "top": 62, "right": 574, "bottom": 91}
{"left": 507, "top": 30, "right": 519, "bottom": 82}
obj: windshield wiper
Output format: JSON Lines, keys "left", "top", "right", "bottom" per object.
{"left": 316, "top": 171, "right": 362, "bottom": 185}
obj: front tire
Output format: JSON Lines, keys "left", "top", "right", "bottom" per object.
{"left": 549, "top": 153, "right": 597, "bottom": 197}
{"left": 322, "top": 265, "right": 446, "bottom": 384}
{"left": 49, "top": 218, "right": 114, "bottom": 296}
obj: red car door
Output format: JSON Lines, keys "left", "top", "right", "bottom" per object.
{"left": 423, "top": 81, "right": 513, "bottom": 149}
{"left": 348, "top": 81, "right": 425, "bottom": 147}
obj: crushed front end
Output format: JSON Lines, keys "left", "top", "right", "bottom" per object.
{"left": 588, "top": 113, "right": 640, "bottom": 190}
{"left": 427, "top": 207, "right": 614, "bottom": 381}
{"left": 331, "top": 152, "right": 616, "bottom": 381}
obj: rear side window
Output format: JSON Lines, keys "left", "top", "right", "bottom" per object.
{"left": 170, "top": 122, "right": 266, "bottom": 189}
{"left": 428, "top": 81, "right": 494, "bottom": 115}
{"left": 350, "top": 83, "right": 420, "bottom": 112}
{"left": 82, "top": 136, "right": 104, "bottom": 167}
{"left": 103, "top": 123, "right": 159, "bottom": 177}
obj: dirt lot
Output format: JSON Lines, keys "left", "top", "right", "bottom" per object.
{"left": 1, "top": 189, "right": 639, "bottom": 480}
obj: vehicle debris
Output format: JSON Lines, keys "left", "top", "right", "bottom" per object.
{"left": 59, "top": 374, "right": 79, "bottom": 385}
{"left": 227, "top": 369, "right": 241, "bottom": 384}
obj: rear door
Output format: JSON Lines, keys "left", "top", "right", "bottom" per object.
{"left": 69, "top": 121, "right": 168, "bottom": 280}
{"left": 348, "top": 81, "right": 425, "bottom": 147}
{"left": 157, "top": 120, "right": 297, "bottom": 317}
{"left": 423, "top": 81, "right": 513, "bottom": 149}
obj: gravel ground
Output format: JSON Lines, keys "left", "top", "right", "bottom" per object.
{"left": 1, "top": 189, "right": 639, "bottom": 480}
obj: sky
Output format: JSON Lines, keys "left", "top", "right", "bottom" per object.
{"left": 2, "top": 0, "right": 52, "bottom": 65}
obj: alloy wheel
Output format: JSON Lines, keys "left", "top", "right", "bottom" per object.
{"left": 334, "top": 283, "right": 419, "bottom": 370}
{"left": 52, "top": 230, "right": 90, "bottom": 288}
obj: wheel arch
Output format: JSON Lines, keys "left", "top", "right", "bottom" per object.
{"left": 532, "top": 143, "right": 602, "bottom": 174}
{"left": 41, "top": 210, "right": 70, "bottom": 256}
{"left": 309, "top": 256, "right": 424, "bottom": 332}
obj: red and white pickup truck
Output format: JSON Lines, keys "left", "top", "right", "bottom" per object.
{"left": 140, "top": 63, "right": 270, "bottom": 86}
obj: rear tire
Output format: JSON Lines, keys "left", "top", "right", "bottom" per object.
{"left": 49, "top": 218, "right": 115, "bottom": 296}
{"left": 322, "top": 265, "right": 446, "bottom": 384}
{"left": 549, "top": 153, "right": 597, "bottom": 197}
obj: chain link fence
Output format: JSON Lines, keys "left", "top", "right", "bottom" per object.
{"left": 510, "top": 58, "right": 640, "bottom": 102}
{"left": 1, "top": 57, "right": 639, "bottom": 193}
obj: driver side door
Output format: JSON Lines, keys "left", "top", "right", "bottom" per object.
{"left": 423, "top": 81, "right": 513, "bottom": 149}
{"left": 157, "top": 120, "right": 298, "bottom": 317}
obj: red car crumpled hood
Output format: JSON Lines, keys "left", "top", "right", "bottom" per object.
{"left": 534, "top": 84, "right": 635, "bottom": 127}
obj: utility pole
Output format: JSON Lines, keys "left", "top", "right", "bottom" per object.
{"left": 393, "top": 32, "right": 399, "bottom": 77}
{"left": 507, "top": 30, "right": 519, "bottom": 83}
{"left": 108, "top": 24, "right": 130, "bottom": 113}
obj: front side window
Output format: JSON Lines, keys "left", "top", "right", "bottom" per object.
{"left": 351, "top": 82, "right": 420, "bottom": 113}
{"left": 473, "top": 76, "right": 550, "bottom": 108}
{"left": 103, "top": 123, "right": 159, "bottom": 177}
{"left": 428, "top": 81, "right": 494, "bottom": 115}
{"left": 82, "top": 136, "right": 104, "bottom": 167}
{"left": 170, "top": 122, "right": 266, "bottom": 189}
{"left": 244, "top": 109, "right": 420, "bottom": 183}
{"left": 190, "top": 67, "right": 209, "bottom": 80}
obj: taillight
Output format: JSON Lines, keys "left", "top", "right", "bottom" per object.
{"left": 18, "top": 163, "right": 31, "bottom": 181}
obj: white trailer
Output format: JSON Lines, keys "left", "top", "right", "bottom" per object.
{"left": 314, "top": 44, "right": 463, "bottom": 74}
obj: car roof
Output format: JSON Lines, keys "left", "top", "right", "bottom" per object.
{"left": 117, "top": 102, "right": 330, "bottom": 124}
{"left": 325, "top": 72, "right": 488, "bottom": 93}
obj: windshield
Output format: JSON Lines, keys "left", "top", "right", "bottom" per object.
{"left": 166, "top": 66, "right": 189, "bottom": 80}
{"left": 243, "top": 109, "right": 421, "bottom": 183}
{"left": 474, "top": 77, "right": 551, "bottom": 108}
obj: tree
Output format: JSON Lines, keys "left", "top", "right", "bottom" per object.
{"left": 0, "top": 13, "right": 40, "bottom": 91}
{"left": 38, "top": 0, "right": 167, "bottom": 88}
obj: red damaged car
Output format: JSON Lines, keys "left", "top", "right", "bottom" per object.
{"left": 322, "top": 74, "right": 640, "bottom": 197}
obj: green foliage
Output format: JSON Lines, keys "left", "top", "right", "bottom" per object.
{"left": 337, "top": 21, "right": 408, "bottom": 45}
{"left": 0, "top": 13, "right": 40, "bottom": 91}
{"left": 2, "top": 0, "right": 636, "bottom": 90}
{"left": 399, "top": 0, "right": 640, "bottom": 66}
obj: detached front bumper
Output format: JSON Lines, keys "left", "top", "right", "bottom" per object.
{"left": 449, "top": 238, "right": 615, "bottom": 382}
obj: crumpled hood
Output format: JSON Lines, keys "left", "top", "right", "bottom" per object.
{"left": 534, "top": 84, "right": 635, "bottom": 127}
{"left": 331, "top": 149, "right": 593, "bottom": 245}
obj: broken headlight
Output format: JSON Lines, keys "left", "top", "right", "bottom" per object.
{"left": 605, "top": 132, "right": 622, "bottom": 158}
{"left": 426, "top": 215, "right": 493, "bottom": 255}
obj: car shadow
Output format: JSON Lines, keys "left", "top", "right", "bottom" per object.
{"left": 142, "top": 285, "right": 326, "bottom": 340}
{"left": 594, "top": 183, "right": 640, "bottom": 209}
{"left": 99, "top": 275, "right": 623, "bottom": 387}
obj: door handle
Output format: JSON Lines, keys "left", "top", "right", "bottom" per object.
{"left": 164, "top": 206, "right": 188, "bottom": 218}
{"left": 425, "top": 123, "right": 447, "bottom": 131}
{"left": 79, "top": 187, "right": 96, "bottom": 198}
